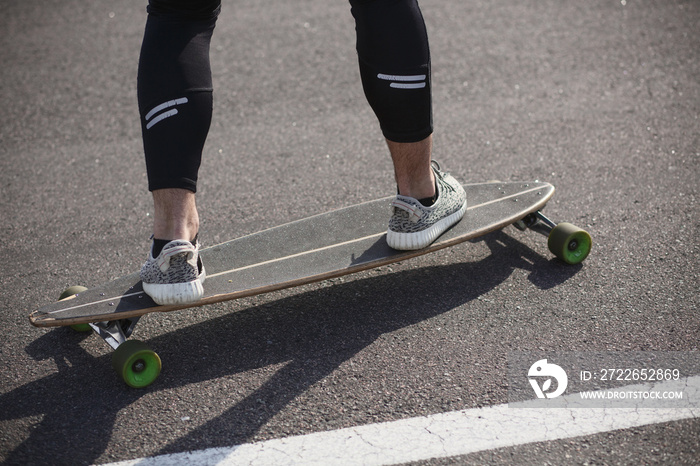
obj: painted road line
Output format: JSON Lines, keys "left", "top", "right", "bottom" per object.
{"left": 105, "top": 376, "right": 699, "bottom": 466}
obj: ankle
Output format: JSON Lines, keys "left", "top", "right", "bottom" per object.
{"left": 397, "top": 171, "right": 436, "bottom": 201}
{"left": 387, "top": 136, "right": 435, "bottom": 200}
{"left": 152, "top": 227, "right": 199, "bottom": 243}
{"left": 151, "top": 188, "right": 199, "bottom": 242}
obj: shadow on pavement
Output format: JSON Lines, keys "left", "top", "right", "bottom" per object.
{"left": 5, "top": 231, "right": 579, "bottom": 464}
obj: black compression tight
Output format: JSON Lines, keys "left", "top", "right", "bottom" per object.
{"left": 138, "top": 0, "right": 432, "bottom": 192}
{"left": 350, "top": 0, "right": 433, "bottom": 143}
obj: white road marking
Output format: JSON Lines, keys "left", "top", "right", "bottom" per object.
{"left": 104, "top": 376, "right": 699, "bottom": 466}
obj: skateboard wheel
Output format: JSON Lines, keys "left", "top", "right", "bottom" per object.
{"left": 70, "top": 323, "right": 93, "bottom": 332}
{"left": 59, "top": 285, "right": 88, "bottom": 301}
{"left": 112, "top": 340, "right": 161, "bottom": 388}
{"left": 548, "top": 223, "right": 592, "bottom": 265}
{"left": 58, "top": 286, "right": 92, "bottom": 332}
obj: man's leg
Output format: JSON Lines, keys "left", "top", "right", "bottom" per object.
{"left": 350, "top": 0, "right": 466, "bottom": 250}
{"left": 350, "top": 0, "right": 436, "bottom": 202}
{"left": 137, "top": 0, "right": 220, "bottom": 304}
{"left": 138, "top": 0, "right": 220, "bottom": 241}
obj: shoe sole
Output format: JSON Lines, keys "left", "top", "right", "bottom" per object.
{"left": 142, "top": 269, "right": 206, "bottom": 306}
{"left": 386, "top": 201, "right": 467, "bottom": 251}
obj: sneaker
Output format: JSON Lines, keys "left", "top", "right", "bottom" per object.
{"left": 387, "top": 161, "right": 467, "bottom": 250}
{"left": 140, "top": 239, "right": 206, "bottom": 305}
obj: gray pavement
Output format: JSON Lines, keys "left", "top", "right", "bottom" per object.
{"left": 1, "top": 0, "right": 698, "bottom": 464}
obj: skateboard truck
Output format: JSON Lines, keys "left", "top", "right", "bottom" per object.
{"left": 514, "top": 210, "right": 556, "bottom": 234}
{"left": 88, "top": 317, "right": 141, "bottom": 350}
{"left": 514, "top": 210, "right": 592, "bottom": 265}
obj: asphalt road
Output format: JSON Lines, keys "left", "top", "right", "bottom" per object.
{"left": 1, "top": 0, "right": 698, "bottom": 464}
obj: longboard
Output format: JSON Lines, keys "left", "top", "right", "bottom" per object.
{"left": 29, "top": 181, "right": 592, "bottom": 387}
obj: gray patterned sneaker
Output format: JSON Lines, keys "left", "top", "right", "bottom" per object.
{"left": 140, "top": 239, "right": 206, "bottom": 305}
{"left": 387, "top": 161, "right": 467, "bottom": 250}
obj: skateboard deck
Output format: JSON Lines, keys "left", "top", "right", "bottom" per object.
{"left": 30, "top": 181, "right": 568, "bottom": 328}
{"left": 30, "top": 181, "right": 594, "bottom": 387}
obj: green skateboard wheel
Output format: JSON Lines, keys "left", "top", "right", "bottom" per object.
{"left": 70, "top": 323, "right": 93, "bottom": 332}
{"left": 59, "top": 285, "right": 88, "bottom": 301}
{"left": 112, "top": 340, "right": 161, "bottom": 388}
{"left": 548, "top": 223, "right": 592, "bottom": 265}
{"left": 58, "top": 286, "right": 92, "bottom": 332}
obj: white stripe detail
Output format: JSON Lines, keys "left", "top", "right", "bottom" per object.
{"left": 145, "top": 97, "right": 189, "bottom": 121}
{"left": 102, "top": 376, "right": 700, "bottom": 466}
{"left": 145, "top": 97, "right": 189, "bottom": 129}
{"left": 377, "top": 73, "right": 426, "bottom": 82}
{"left": 390, "top": 82, "right": 426, "bottom": 89}
{"left": 146, "top": 109, "right": 178, "bottom": 130}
